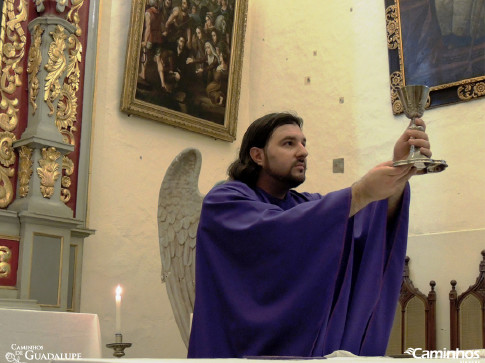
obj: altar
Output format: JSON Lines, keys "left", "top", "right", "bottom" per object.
{"left": 48, "top": 358, "right": 485, "bottom": 363}
{"left": 0, "top": 308, "right": 102, "bottom": 361}
{"left": 2, "top": 306, "right": 483, "bottom": 363}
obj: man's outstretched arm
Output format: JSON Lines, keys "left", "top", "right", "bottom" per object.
{"left": 349, "top": 118, "right": 431, "bottom": 217}
{"left": 349, "top": 162, "right": 414, "bottom": 217}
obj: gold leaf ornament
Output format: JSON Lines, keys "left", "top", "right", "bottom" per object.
{"left": 386, "top": 5, "right": 400, "bottom": 50}
{"left": 60, "top": 155, "right": 74, "bottom": 202}
{"left": 0, "top": 0, "right": 27, "bottom": 132}
{"left": 18, "top": 146, "right": 33, "bottom": 198}
{"left": 67, "top": 0, "right": 85, "bottom": 37}
{"left": 390, "top": 71, "right": 404, "bottom": 114}
{"left": 0, "top": 131, "right": 16, "bottom": 167}
{"left": 56, "top": 36, "right": 81, "bottom": 141}
{"left": 27, "top": 25, "right": 44, "bottom": 114}
{"left": 59, "top": 2, "right": 84, "bottom": 205}
{"left": 0, "top": 131, "right": 16, "bottom": 207}
{"left": 37, "top": 147, "right": 61, "bottom": 198}
{"left": 458, "top": 82, "right": 485, "bottom": 100}
{"left": 56, "top": 35, "right": 81, "bottom": 133}
{"left": 44, "top": 25, "right": 68, "bottom": 116}
{"left": 56, "top": 83, "right": 77, "bottom": 131}
{"left": 0, "top": 245, "right": 12, "bottom": 278}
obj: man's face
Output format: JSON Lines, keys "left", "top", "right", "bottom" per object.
{"left": 178, "top": 37, "right": 186, "bottom": 49}
{"left": 257, "top": 123, "right": 308, "bottom": 189}
{"left": 182, "top": 0, "right": 188, "bottom": 10}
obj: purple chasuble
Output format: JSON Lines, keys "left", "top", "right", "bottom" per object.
{"left": 187, "top": 180, "right": 410, "bottom": 358}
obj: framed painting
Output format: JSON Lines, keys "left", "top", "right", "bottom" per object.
{"left": 121, "top": 0, "right": 248, "bottom": 141}
{"left": 385, "top": 0, "right": 485, "bottom": 114}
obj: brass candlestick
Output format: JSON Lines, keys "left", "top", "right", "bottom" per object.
{"left": 106, "top": 333, "right": 132, "bottom": 358}
{"left": 393, "top": 85, "right": 447, "bottom": 173}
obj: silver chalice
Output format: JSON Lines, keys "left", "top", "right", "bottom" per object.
{"left": 393, "top": 85, "right": 447, "bottom": 173}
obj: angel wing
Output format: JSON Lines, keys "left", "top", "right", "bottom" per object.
{"left": 158, "top": 148, "right": 203, "bottom": 348}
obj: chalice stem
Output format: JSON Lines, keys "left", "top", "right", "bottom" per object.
{"left": 408, "top": 117, "right": 417, "bottom": 158}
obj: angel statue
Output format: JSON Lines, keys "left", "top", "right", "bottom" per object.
{"left": 158, "top": 148, "right": 204, "bottom": 348}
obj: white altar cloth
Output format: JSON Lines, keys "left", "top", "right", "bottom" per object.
{"left": 49, "top": 358, "right": 485, "bottom": 363}
{"left": 0, "top": 308, "right": 102, "bottom": 362}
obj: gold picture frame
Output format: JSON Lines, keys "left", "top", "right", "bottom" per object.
{"left": 385, "top": 0, "right": 485, "bottom": 115}
{"left": 121, "top": 0, "right": 248, "bottom": 142}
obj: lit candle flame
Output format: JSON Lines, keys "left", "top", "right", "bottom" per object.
{"left": 116, "top": 285, "right": 122, "bottom": 301}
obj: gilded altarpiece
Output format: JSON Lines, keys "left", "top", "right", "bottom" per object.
{"left": 0, "top": 0, "right": 98, "bottom": 311}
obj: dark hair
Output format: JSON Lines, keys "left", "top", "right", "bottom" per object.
{"left": 227, "top": 112, "right": 303, "bottom": 186}
{"left": 216, "top": 41, "right": 229, "bottom": 57}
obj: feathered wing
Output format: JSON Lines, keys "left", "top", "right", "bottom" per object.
{"left": 158, "top": 148, "right": 203, "bottom": 348}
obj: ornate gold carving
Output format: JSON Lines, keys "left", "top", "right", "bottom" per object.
{"left": 0, "top": 245, "right": 12, "bottom": 278}
{"left": 44, "top": 25, "right": 68, "bottom": 116}
{"left": 386, "top": 5, "right": 400, "bottom": 50}
{"left": 37, "top": 147, "right": 61, "bottom": 198}
{"left": 65, "top": 35, "right": 82, "bottom": 94}
{"left": 458, "top": 82, "right": 485, "bottom": 101}
{"left": 57, "top": 34, "right": 80, "bottom": 204}
{"left": 18, "top": 145, "right": 33, "bottom": 198}
{"left": 61, "top": 155, "right": 73, "bottom": 203}
{"left": 27, "top": 24, "right": 44, "bottom": 114}
{"left": 0, "top": 0, "right": 27, "bottom": 132}
{"left": 56, "top": 34, "right": 81, "bottom": 136}
{"left": 59, "top": 0, "right": 84, "bottom": 206}
{"left": 68, "top": 0, "right": 85, "bottom": 37}
{"left": 57, "top": 84, "right": 78, "bottom": 143}
{"left": 0, "top": 131, "right": 16, "bottom": 166}
{"left": 0, "top": 131, "right": 16, "bottom": 207}
{"left": 390, "top": 71, "right": 404, "bottom": 114}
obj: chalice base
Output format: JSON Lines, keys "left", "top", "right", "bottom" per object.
{"left": 393, "top": 158, "right": 448, "bottom": 173}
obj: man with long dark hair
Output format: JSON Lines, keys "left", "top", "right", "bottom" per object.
{"left": 188, "top": 112, "right": 431, "bottom": 358}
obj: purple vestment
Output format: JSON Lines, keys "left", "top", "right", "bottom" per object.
{"left": 187, "top": 180, "right": 410, "bottom": 358}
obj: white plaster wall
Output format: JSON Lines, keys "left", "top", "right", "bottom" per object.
{"left": 81, "top": 0, "right": 485, "bottom": 358}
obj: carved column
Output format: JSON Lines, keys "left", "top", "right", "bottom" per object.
{"left": 0, "top": 0, "right": 86, "bottom": 311}
{"left": 9, "top": 6, "right": 76, "bottom": 218}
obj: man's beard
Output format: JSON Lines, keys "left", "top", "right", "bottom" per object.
{"left": 265, "top": 164, "right": 306, "bottom": 189}
{"left": 280, "top": 174, "right": 305, "bottom": 189}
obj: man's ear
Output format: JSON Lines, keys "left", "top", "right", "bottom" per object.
{"left": 249, "top": 147, "right": 264, "bottom": 166}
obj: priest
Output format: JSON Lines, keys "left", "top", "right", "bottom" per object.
{"left": 188, "top": 112, "right": 431, "bottom": 358}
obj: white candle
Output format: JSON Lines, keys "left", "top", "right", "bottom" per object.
{"left": 115, "top": 284, "right": 122, "bottom": 334}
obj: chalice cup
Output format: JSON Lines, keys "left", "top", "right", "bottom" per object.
{"left": 393, "top": 85, "right": 448, "bottom": 173}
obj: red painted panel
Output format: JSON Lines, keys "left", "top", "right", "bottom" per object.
{"left": 0, "top": 238, "right": 19, "bottom": 287}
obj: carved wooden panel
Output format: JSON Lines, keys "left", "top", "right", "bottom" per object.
{"left": 449, "top": 250, "right": 485, "bottom": 350}
{"left": 386, "top": 256, "right": 437, "bottom": 355}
